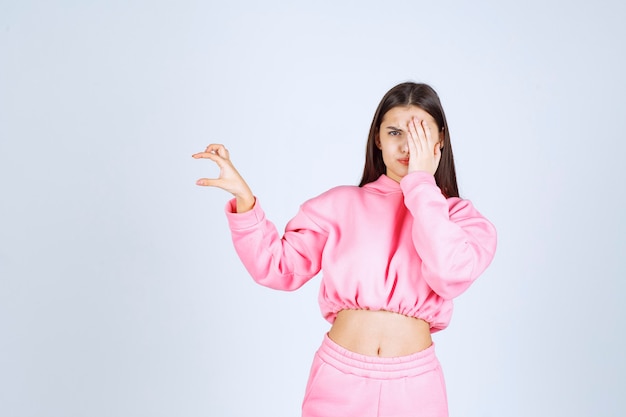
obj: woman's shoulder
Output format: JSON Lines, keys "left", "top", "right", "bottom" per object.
{"left": 446, "top": 196, "right": 492, "bottom": 222}
{"left": 300, "top": 184, "right": 362, "bottom": 214}
{"left": 305, "top": 184, "right": 360, "bottom": 203}
{"left": 316, "top": 184, "right": 361, "bottom": 199}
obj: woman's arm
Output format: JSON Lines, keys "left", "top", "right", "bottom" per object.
{"left": 402, "top": 119, "right": 496, "bottom": 298}
{"left": 401, "top": 172, "right": 497, "bottom": 299}
{"left": 194, "top": 144, "right": 328, "bottom": 291}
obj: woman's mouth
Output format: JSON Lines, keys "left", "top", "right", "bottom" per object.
{"left": 398, "top": 158, "right": 409, "bottom": 165}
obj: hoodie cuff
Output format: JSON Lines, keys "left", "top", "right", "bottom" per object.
{"left": 224, "top": 197, "right": 264, "bottom": 230}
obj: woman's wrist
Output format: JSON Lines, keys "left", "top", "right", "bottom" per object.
{"left": 235, "top": 190, "right": 255, "bottom": 213}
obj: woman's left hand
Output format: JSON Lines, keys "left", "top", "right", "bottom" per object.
{"left": 406, "top": 117, "right": 442, "bottom": 176}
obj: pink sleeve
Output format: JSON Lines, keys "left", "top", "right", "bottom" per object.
{"left": 400, "top": 172, "right": 497, "bottom": 299}
{"left": 225, "top": 198, "right": 328, "bottom": 291}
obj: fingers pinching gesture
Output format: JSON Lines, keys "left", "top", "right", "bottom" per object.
{"left": 406, "top": 118, "right": 443, "bottom": 176}
{"left": 192, "top": 144, "right": 255, "bottom": 213}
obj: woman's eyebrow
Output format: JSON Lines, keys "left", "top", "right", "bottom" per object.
{"left": 385, "top": 125, "right": 404, "bottom": 131}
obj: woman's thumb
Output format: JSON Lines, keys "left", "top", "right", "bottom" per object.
{"left": 196, "top": 178, "right": 219, "bottom": 187}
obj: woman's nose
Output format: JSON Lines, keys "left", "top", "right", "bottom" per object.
{"left": 401, "top": 140, "right": 409, "bottom": 153}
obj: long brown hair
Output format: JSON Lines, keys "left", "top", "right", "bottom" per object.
{"left": 359, "top": 82, "right": 459, "bottom": 198}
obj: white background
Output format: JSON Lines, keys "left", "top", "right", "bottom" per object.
{"left": 1, "top": 1, "right": 624, "bottom": 416}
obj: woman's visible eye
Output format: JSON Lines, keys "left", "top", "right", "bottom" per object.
{"left": 389, "top": 130, "right": 401, "bottom": 137}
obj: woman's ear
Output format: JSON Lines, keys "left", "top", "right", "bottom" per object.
{"left": 438, "top": 129, "right": 445, "bottom": 149}
{"left": 375, "top": 133, "right": 381, "bottom": 149}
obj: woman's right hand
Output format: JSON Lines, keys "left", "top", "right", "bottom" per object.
{"left": 192, "top": 144, "right": 255, "bottom": 213}
{"left": 406, "top": 117, "right": 442, "bottom": 176}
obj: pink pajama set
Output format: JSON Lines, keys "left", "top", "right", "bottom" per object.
{"left": 225, "top": 172, "right": 497, "bottom": 417}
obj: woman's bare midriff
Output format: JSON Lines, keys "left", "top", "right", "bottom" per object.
{"left": 327, "top": 309, "right": 432, "bottom": 357}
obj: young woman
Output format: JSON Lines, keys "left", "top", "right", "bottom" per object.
{"left": 193, "top": 82, "right": 497, "bottom": 417}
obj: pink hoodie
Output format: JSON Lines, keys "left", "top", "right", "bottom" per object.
{"left": 225, "top": 171, "right": 497, "bottom": 332}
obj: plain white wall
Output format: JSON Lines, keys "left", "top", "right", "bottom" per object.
{"left": 1, "top": 0, "right": 624, "bottom": 416}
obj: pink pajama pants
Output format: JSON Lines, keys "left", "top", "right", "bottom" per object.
{"left": 301, "top": 334, "right": 448, "bottom": 417}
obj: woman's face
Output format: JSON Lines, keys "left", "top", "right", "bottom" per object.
{"left": 376, "top": 105, "right": 441, "bottom": 182}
